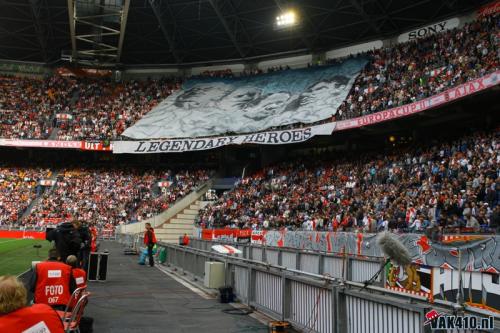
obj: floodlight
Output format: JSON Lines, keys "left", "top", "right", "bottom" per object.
{"left": 276, "top": 10, "right": 298, "bottom": 28}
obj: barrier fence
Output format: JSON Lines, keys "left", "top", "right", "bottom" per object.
{"left": 188, "top": 237, "right": 385, "bottom": 285}
{"left": 145, "top": 239, "right": 497, "bottom": 333}
{"left": 115, "top": 234, "right": 499, "bottom": 332}
{"left": 156, "top": 241, "right": 435, "bottom": 333}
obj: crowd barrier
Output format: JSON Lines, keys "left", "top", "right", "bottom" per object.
{"left": 152, "top": 239, "right": 499, "bottom": 333}
{"left": 98, "top": 228, "right": 116, "bottom": 241}
{"left": 189, "top": 237, "right": 383, "bottom": 284}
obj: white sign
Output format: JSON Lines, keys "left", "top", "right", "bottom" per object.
{"left": 113, "top": 122, "right": 336, "bottom": 154}
{"left": 47, "top": 270, "right": 61, "bottom": 278}
{"left": 397, "top": 18, "right": 460, "bottom": 43}
{"left": 22, "top": 321, "right": 51, "bottom": 333}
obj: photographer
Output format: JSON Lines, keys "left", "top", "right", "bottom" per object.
{"left": 72, "top": 221, "right": 91, "bottom": 271}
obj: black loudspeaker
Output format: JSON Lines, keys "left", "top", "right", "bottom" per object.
{"left": 88, "top": 252, "right": 108, "bottom": 281}
{"left": 218, "top": 286, "right": 234, "bottom": 303}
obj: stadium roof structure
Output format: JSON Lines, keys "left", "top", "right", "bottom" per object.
{"left": 0, "top": 0, "right": 491, "bottom": 67}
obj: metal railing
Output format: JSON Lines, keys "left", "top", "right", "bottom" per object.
{"left": 151, "top": 240, "right": 500, "bottom": 333}
{"left": 188, "top": 238, "right": 385, "bottom": 286}
{"left": 159, "top": 241, "right": 431, "bottom": 333}
{"left": 114, "top": 234, "right": 499, "bottom": 333}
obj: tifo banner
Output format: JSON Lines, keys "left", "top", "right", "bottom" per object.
{"left": 113, "top": 122, "right": 336, "bottom": 154}
{"left": 203, "top": 229, "right": 500, "bottom": 313}
{"left": 122, "top": 58, "right": 367, "bottom": 139}
{"left": 260, "top": 231, "right": 500, "bottom": 274}
{"left": 335, "top": 71, "right": 499, "bottom": 131}
{"left": 0, "top": 230, "right": 45, "bottom": 240}
{"left": 0, "top": 139, "right": 81, "bottom": 149}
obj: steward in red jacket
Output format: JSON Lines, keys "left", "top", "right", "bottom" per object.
{"left": 144, "top": 223, "right": 157, "bottom": 267}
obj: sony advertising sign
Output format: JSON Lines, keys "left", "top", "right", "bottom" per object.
{"left": 398, "top": 18, "right": 460, "bottom": 43}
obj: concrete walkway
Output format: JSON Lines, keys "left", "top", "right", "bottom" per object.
{"left": 85, "top": 241, "right": 268, "bottom": 333}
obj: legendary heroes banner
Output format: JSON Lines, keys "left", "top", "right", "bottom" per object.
{"left": 112, "top": 122, "right": 336, "bottom": 154}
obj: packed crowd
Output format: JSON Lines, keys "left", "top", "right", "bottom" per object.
{"left": 337, "top": 14, "right": 499, "bottom": 120}
{"left": 0, "top": 75, "right": 76, "bottom": 139}
{"left": 0, "top": 167, "right": 49, "bottom": 226}
{"left": 56, "top": 78, "right": 180, "bottom": 140}
{"left": 0, "top": 14, "right": 498, "bottom": 141}
{"left": 198, "top": 130, "right": 500, "bottom": 233}
{"left": 18, "top": 167, "right": 210, "bottom": 227}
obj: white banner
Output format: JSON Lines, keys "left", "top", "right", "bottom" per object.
{"left": 39, "top": 179, "right": 56, "bottom": 186}
{"left": 397, "top": 18, "right": 460, "bottom": 43}
{"left": 113, "top": 122, "right": 336, "bottom": 154}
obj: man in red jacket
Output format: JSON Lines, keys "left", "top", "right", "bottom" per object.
{"left": 0, "top": 275, "right": 64, "bottom": 333}
{"left": 144, "top": 222, "right": 157, "bottom": 267}
{"left": 29, "top": 249, "right": 75, "bottom": 310}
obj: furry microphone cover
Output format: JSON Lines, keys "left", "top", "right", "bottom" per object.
{"left": 377, "top": 232, "right": 412, "bottom": 266}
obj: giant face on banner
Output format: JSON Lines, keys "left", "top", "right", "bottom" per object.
{"left": 122, "top": 58, "right": 367, "bottom": 139}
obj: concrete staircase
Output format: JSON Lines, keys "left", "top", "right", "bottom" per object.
{"left": 19, "top": 169, "right": 60, "bottom": 222}
{"left": 154, "top": 200, "right": 209, "bottom": 243}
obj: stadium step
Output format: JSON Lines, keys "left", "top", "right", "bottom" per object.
{"left": 161, "top": 223, "right": 193, "bottom": 230}
{"left": 182, "top": 209, "right": 198, "bottom": 215}
{"left": 165, "top": 218, "right": 194, "bottom": 226}
{"left": 189, "top": 204, "right": 200, "bottom": 210}
{"left": 156, "top": 226, "right": 193, "bottom": 232}
{"left": 176, "top": 213, "right": 196, "bottom": 219}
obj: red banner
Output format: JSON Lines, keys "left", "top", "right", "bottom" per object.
{"left": 55, "top": 113, "right": 73, "bottom": 120}
{"left": 335, "top": 71, "right": 499, "bottom": 131}
{"left": 39, "top": 218, "right": 64, "bottom": 225}
{"left": 478, "top": 0, "right": 500, "bottom": 17}
{"left": 80, "top": 141, "right": 113, "bottom": 151}
{"left": 0, "top": 230, "right": 46, "bottom": 240}
{"left": 201, "top": 228, "right": 252, "bottom": 240}
{"left": 0, "top": 139, "right": 81, "bottom": 149}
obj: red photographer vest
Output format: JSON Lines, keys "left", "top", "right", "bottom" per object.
{"left": 34, "top": 261, "right": 72, "bottom": 307}
{"left": 0, "top": 304, "right": 64, "bottom": 333}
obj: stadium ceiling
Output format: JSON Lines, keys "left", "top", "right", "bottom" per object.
{"left": 0, "top": 0, "right": 492, "bottom": 67}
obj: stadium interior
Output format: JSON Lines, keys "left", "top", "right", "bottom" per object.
{"left": 0, "top": 0, "right": 499, "bottom": 332}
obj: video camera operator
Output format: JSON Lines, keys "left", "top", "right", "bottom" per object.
{"left": 45, "top": 221, "right": 82, "bottom": 263}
